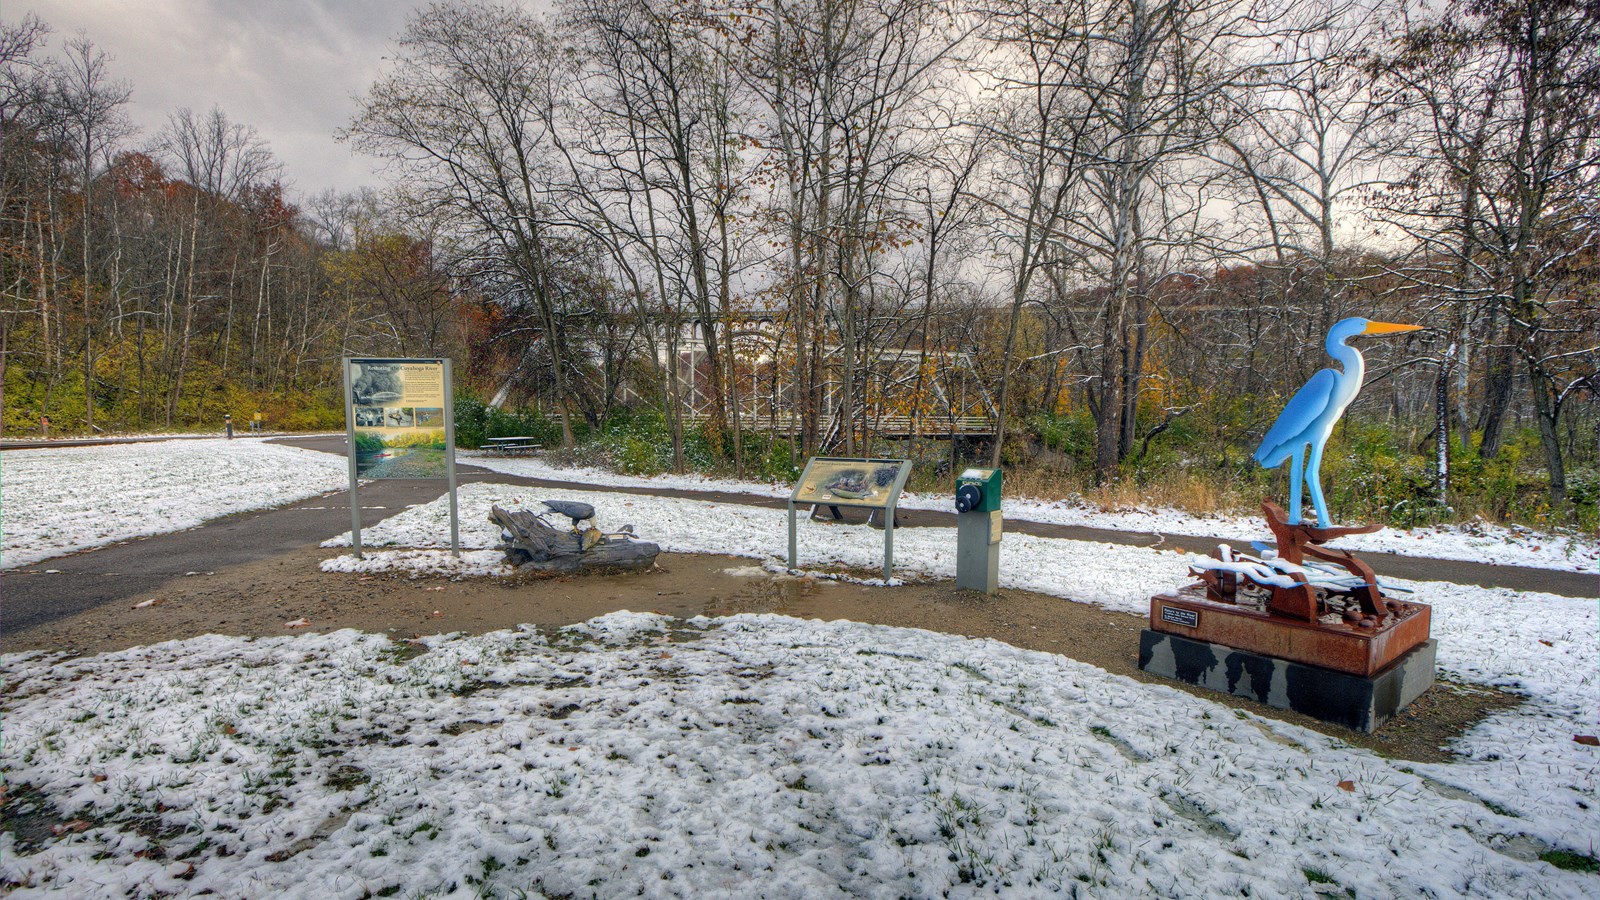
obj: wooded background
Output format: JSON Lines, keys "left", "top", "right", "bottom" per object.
{"left": 2, "top": 0, "right": 1595, "bottom": 526}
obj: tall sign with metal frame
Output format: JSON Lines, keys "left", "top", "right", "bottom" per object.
{"left": 342, "top": 357, "right": 459, "bottom": 557}
{"left": 787, "top": 457, "right": 913, "bottom": 581}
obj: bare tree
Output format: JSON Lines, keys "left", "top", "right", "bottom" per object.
{"left": 979, "top": 0, "right": 1282, "bottom": 476}
{"left": 344, "top": 1, "right": 588, "bottom": 447}
{"left": 158, "top": 106, "right": 282, "bottom": 201}
{"left": 1378, "top": 0, "right": 1599, "bottom": 501}
{"left": 1217, "top": 1, "right": 1398, "bottom": 335}
{"left": 46, "top": 33, "right": 134, "bottom": 431}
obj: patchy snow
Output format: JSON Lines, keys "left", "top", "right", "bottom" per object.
{"left": 464, "top": 451, "right": 797, "bottom": 499}
{"left": 336, "top": 483, "right": 1597, "bottom": 705}
{"left": 467, "top": 455, "right": 1599, "bottom": 573}
{"left": 1, "top": 438, "right": 349, "bottom": 570}
{"left": 319, "top": 548, "right": 510, "bottom": 579}
{"left": 3, "top": 615, "right": 1594, "bottom": 898}
{"left": 970, "top": 496, "right": 1600, "bottom": 575}
{"left": 324, "top": 484, "right": 1600, "bottom": 833}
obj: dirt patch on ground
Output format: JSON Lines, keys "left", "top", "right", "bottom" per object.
{"left": 8, "top": 548, "right": 1517, "bottom": 764}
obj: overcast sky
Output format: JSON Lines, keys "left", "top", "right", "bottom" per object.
{"left": 6, "top": 1, "right": 432, "bottom": 201}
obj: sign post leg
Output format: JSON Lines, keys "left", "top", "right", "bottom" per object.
{"left": 350, "top": 481, "right": 363, "bottom": 559}
{"left": 343, "top": 358, "right": 364, "bottom": 559}
{"left": 884, "top": 516, "right": 894, "bottom": 582}
{"left": 444, "top": 359, "right": 460, "bottom": 557}
{"left": 447, "top": 484, "right": 460, "bottom": 557}
{"left": 787, "top": 502, "right": 797, "bottom": 571}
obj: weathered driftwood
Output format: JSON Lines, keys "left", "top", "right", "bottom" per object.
{"left": 489, "top": 504, "right": 659, "bottom": 573}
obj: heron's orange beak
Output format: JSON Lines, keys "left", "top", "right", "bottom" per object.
{"left": 1362, "top": 321, "right": 1423, "bottom": 335}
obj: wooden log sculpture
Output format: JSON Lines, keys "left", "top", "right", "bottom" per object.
{"left": 489, "top": 504, "right": 660, "bottom": 574}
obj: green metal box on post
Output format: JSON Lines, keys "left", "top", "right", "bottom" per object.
{"left": 955, "top": 467, "right": 1002, "bottom": 593}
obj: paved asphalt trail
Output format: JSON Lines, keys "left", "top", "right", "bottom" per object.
{"left": 3, "top": 435, "right": 1592, "bottom": 638}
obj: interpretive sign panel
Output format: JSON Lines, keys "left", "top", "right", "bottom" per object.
{"left": 787, "top": 457, "right": 912, "bottom": 581}
{"left": 791, "top": 458, "right": 910, "bottom": 508}
{"left": 343, "top": 358, "right": 459, "bottom": 557}
{"left": 348, "top": 359, "right": 450, "bottom": 479}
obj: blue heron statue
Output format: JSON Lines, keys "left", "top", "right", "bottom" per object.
{"left": 1254, "top": 317, "right": 1422, "bottom": 528}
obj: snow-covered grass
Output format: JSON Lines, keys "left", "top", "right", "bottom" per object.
{"left": 3, "top": 614, "right": 1595, "bottom": 898}
{"left": 325, "top": 484, "right": 1600, "bottom": 836}
{"left": 1, "top": 438, "right": 348, "bottom": 569}
{"left": 324, "top": 484, "right": 1198, "bottom": 609}
{"left": 2, "top": 445, "right": 1592, "bottom": 896}
{"left": 980, "top": 496, "right": 1600, "bottom": 575}
{"left": 321, "top": 548, "right": 510, "bottom": 578}
{"left": 467, "top": 454, "right": 1600, "bottom": 573}
{"left": 463, "top": 451, "right": 797, "bottom": 498}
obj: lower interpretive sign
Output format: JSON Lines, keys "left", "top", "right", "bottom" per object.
{"left": 787, "top": 456, "right": 913, "bottom": 581}
{"left": 792, "top": 458, "right": 909, "bottom": 508}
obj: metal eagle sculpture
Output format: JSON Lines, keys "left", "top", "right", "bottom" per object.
{"left": 1254, "top": 317, "right": 1422, "bottom": 528}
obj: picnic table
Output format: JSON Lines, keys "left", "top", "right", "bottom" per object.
{"left": 480, "top": 436, "right": 542, "bottom": 455}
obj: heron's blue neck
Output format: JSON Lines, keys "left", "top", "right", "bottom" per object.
{"left": 1327, "top": 337, "right": 1364, "bottom": 405}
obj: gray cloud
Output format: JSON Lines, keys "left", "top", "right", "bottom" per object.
{"left": 8, "top": 0, "right": 422, "bottom": 201}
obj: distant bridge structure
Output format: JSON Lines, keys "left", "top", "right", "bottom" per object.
{"left": 664, "top": 311, "right": 997, "bottom": 444}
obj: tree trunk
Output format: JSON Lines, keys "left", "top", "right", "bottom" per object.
{"left": 1434, "top": 341, "right": 1456, "bottom": 507}
{"left": 1477, "top": 306, "right": 1513, "bottom": 458}
{"left": 1530, "top": 375, "right": 1565, "bottom": 504}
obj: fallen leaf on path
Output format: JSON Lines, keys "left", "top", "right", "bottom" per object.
{"left": 284, "top": 618, "right": 311, "bottom": 628}
{"left": 52, "top": 820, "right": 91, "bottom": 835}
{"left": 1575, "top": 735, "right": 1599, "bottom": 747}
{"left": 1337, "top": 780, "right": 1355, "bottom": 792}
{"left": 131, "top": 598, "right": 162, "bottom": 609}
{"left": 1539, "top": 639, "right": 1553, "bottom": 647}
{"left": 431, "top": 610, "right": 443, "bottom": 618}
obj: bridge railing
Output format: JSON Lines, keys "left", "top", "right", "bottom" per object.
{"left": 686, "top": 412, "right": 993, "bottom": 438}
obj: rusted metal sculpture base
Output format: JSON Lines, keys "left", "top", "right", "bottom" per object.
{"left": 1159, "top": 500, "right": 1435, "bottom": 678}
{"left": 1150, "top": 587, "right": 1431, "bottom": 678}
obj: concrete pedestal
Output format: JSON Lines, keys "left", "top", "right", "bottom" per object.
{"left": 1138, "top": 630, "right": 1437, "bottom": 732}
{"left": 955, "top": 512, "right": 1000, "bottom": 594}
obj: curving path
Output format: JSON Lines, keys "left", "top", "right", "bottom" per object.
{"left": 2, "top": 434, "right": 1591, "bottom": 640}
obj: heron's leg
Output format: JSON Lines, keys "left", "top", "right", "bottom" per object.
{"left": 1307, "top": 442, "right": 1331, "bottom": 527}
{"left": 1287, "top": 445, "right": 1305, "bottom": 525}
